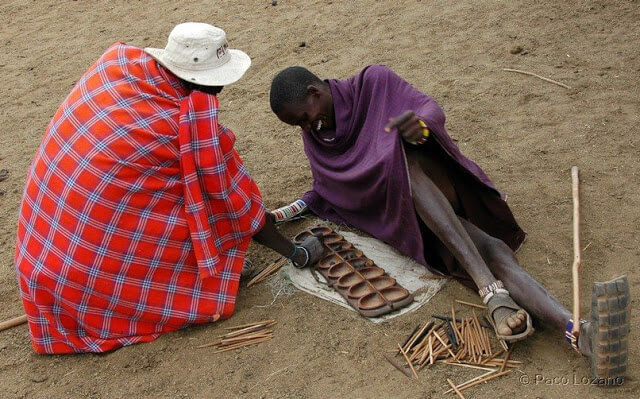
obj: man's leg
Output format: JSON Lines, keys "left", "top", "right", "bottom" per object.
{"left": 406, "top": 148, "right": 595, "bottom": 354}
{"left": 405, "top": 150, "right": 527, "bottom": 337}
{"left": 457, "top": 217, "right": 590, "bottom": 350}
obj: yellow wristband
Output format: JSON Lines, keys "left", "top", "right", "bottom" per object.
{"left": 409, "top": 119, "right": 429, "bottom": 145}
{"left": 418, "top": 119, "right": 430, "bottom": 138}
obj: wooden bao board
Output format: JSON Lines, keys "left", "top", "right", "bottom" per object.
{"left": 294, "top": 226, "right": 414, "bottom": 318}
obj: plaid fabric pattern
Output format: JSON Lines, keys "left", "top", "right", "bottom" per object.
{"left": 14, "top": 43, "right": 265, "bottom": 354}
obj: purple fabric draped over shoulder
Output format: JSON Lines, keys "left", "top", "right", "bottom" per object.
{"left": 301, "top": 65, "right": 525, "bottom": 275}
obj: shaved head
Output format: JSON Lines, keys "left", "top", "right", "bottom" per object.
{"left": 269, "top": 66, "right": 323, "bottom": 114}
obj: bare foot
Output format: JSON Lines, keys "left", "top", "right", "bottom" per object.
{"left": 494, "top": 306, "right": 527, "bottom": 336}
{"left": 486, "top": 293, "right": 532, "bottom": 340}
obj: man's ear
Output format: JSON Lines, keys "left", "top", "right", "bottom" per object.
{"left": 306, "top": 84, "right": 321, "bottom": 97}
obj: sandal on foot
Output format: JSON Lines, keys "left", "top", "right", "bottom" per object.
{"left": 486, "top": 293, "right": 534, "bottom": 342}
{"left": 588, "top": 275, "right": 630, "bottom": 383}
{"left": 565, "top": 318, "right": 588, "bottom": 355}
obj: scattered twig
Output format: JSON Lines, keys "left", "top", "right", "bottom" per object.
{"left": 0, "top": 314, "right": 28, "bottom": 332}
{"left": 248, "top": 365, "right": 293, "bottom": 392}
{"left": 384, "top": 353, "right": 413, "bottom": 379}
{"left": 455, "top": 299, "right": 487, "bottom": 310}
{"left": 503, "top": 68, "right": 571, "bottom": 89}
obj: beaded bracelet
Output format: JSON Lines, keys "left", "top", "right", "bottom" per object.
{"left": 479, "top": 280, "right": 510, "bottom": 304}
{"left": 273, "top": 199, "right": 308, "bottom": 223}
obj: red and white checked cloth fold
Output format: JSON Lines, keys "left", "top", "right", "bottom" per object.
{"left": 14, "top": 43, "right": 265, "bottom": 353}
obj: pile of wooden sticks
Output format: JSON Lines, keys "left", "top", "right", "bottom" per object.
{"left": 197, "top": 320, "right": 275, "bottom": 353}
{"left": 247, "top": 257, "right": 288, "bottom": 287}
{"left": 386, "top": 301, "right": 522, "bottom": 396}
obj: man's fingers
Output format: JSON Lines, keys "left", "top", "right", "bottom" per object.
{"left": 302, "top": 236, "right": 326, "bottom": 263}
{"left": 384, "top": 111, "right": 414, "bottom": 132}
{"left": 397, "top": 116, "right": 419, "bottom": 135}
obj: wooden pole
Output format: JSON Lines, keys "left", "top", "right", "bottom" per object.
{"left": 571, "top": 166, "right": 581, "bottom": 334}
{"left": 0, "top": 314, "right": 27, "bottom": 332}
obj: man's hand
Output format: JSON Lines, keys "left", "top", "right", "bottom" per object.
{"left": 295, "top": 235, "right": 325, "bottom": 267}
{"left": 385, "top": 110, "right": 426, "bottom": 145}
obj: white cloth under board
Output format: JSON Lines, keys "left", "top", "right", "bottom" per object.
{"left": 284, "top": 230, "right": 448, "bottom": 323}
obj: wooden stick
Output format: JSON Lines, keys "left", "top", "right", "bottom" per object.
{"left": 467, "top": 320, "right": 481, "bottom": 361}
{"left": 451, "top": 304, "right": 461, "bottom": 343}
{"left": 404, "top": 321, "right": 433, "bottom": 354}
{"left": 384, "top": 353, "right": 413, "bottom": 379}
{"left": 431, "top": 342, "right": 452, "bottom": 360}
{"left": 212, "top": 336, "right": 273, "bottom": 353}
{"left": 0, "top": 314, "right": 28, "bottom": 332}
{"left": 453, "top": 343, "right": 466, "bottom": 361}
{"left": 433, "top": 330, "right": 457, "bottom": 359}
{"left": 484, "top": 359, "right": 522, "bottom": 371}
{"left": 443, "top": 361, "right": 496, "bottom": 372}
{"left": 443, "top": 370, "right": 496, "bottom": 394}
{"left": 220, "top": 332, "right": 273, "bottom": 345}
{"left": 197, "top": 339, "right": 222, "bottom": 349}
{"left": 484, "top": 313, "right": 509, "bottom": 351}
{"left": 220, "top": 323, "right": 272, "bottom": 338}
{"left": 201, "top": 328, "right": 273, "bottom": 349}
{"left": 455, "top": 300, "right": 487, "bottom": 310}
{"left": 247, "top": 258, "right": 288, "bottom": 287}
{"left": 426, "top": 335, "right": 434, "bottom": 365}
{"left": 247, "top": 258, "right": 287, "bottom": 286}
{"left": 456, "top": 370, "right": 511, "bottom": 392}
{"left": 500, "top": 345, "right": 514, "bottom": 372}
{"left": 223, "top": 319, "right": 276, "bottom": 330}
{"left": 481, "top": 348, "right": 504, "bottom": 364}
{"left": 503, "top": 68, "right": 571, "bottom": 89}
{"left": 482, "top": 324, "right": 492, "bottom": 356}
{"left": 400, "top": 324, "right": 422, "bottom": 353}
{"left": 472, "top": 310, "right": 491, "bottom": 355}
{"left": 571, "top": 166, "right": 581, "bottom": 335}
{"left": 216, "top": 337, "right": 273, "bottom": 352}
{"left": 447, "top": 378, "right": 466, "bottom": 399}
{"left": 417, "top": 335, "right": 431, "bottom": 366}
{"left": 397, "top": 343, "right": 419, "bottom": 379}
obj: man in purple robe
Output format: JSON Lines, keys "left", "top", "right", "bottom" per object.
{"left": 268, "top": 65, "right": 629, "bottom": 378}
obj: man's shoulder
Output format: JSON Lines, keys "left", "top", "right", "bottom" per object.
{"left": 360, "top": 64, "right": 394, "bottom": 76}
{"left": 357, "top": 65, "right": 404, "bottom": 84}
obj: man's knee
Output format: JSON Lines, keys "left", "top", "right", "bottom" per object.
{"left": 480, "top": 236, "right": 515, "bottom": 266}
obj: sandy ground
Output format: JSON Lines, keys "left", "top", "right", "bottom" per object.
{"left": 1, "top": 0, "right": 639, "bottom": 398}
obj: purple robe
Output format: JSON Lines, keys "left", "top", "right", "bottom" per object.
{"left": 301, "top": 65, "right": 525, "bottom": 283}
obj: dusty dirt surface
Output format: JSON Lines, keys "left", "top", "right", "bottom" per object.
{"left": 1, "top": 0, "right": 638, "bottom": 398}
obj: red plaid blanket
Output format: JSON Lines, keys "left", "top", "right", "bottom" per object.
{"left": 14, "top": 43, "right": 265, "bottom": 353}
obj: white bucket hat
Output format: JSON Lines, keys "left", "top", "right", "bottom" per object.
{"left": 144, "top": 22, "right": 251, "bottom": 86}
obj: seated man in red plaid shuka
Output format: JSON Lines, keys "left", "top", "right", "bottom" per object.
{"left": 14, "top": 23, "right": 323, "bottom": 354}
